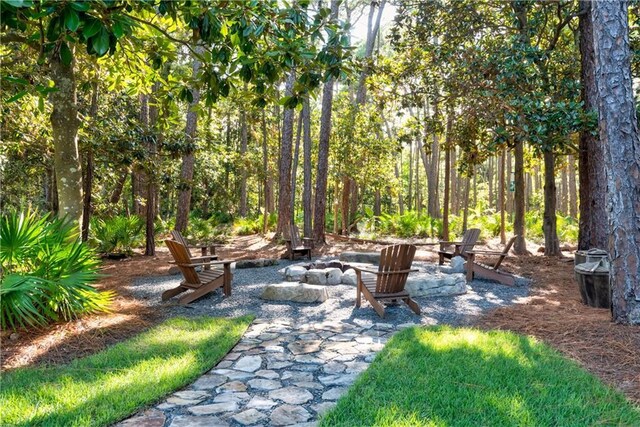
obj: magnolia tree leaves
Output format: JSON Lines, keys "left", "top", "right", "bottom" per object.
{"left": 2, "top": 0, "right": 353, "bottom": 108}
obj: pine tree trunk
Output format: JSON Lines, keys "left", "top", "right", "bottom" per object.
{"left": 592, "top": 0, "right": 640, "bottom": 324}
{"left": 81, "top": 81, "right": 98, "bottom": 241}
{"left": 428, "top": 133, "right": 441, "bottom": 218}
{"left": 499, "top": 148, "right": 506, "bottom": 244}
{"left": 146, "top": 79, "right": 162, "bottom": 256}
{"left": 132, "top": 93, "right": 148, "bottom": 217}
{"left": 302, "top": 98, "right": 312, "bottom": 239}
{"left": 395, "top": 157, "right": 404, "bottom": 214}
{"left": 239, "top": 107, "right": 248, "bottom": 217}
{"left": 175, "top": 38, "right": 203, "bottom": 233}
{"left": 407, "top": 141, "right": 413, "bottom": 210}
{"left": 525, "top": 172, "right": 532, "bottom": 210}
{"left": 543, "top": 151, "right": 561, "bottom": 256}
{"left": 568, "top": 154, "right": 578, "bottom": 218}
{"left": 472, "top": 169, "right": 477, "bottom": 209}
{"left": 487, "top": 156, "right": 494, "bottom": 211}
{"left": 442, "top": 149, "right": 450, "bottom": 241}
{"left": 415, "top": 141, "right": 421, "bottom": 214}
{"left": 341, "top": 176, "right": 350, "bottom": 235}
{"left": 506, "top": 150, "right": 514, "bottom": 215}
{"left": 50, "top": 54, "right": 82, "bottom": 225}
{"left": 262, "top": 110, "right": 271, "bottom": 234}
{"left": 349, "top": 178, "right": 358, "bottom": 232}
{"left": 110, "top": 172, "right": 127, "bottom": 205}
{"left": 291, "top": 110, "right": 303, "bottom": 223}
{"left": 451, "top": 146, "right": 458, "bottom": 214}
{"left": 560, "top": 160, "right": 568, "bottom": 215}
{"left": 462, "top": 177, "right": 470, "bottom": 232}
{"left": 578, "top": 0, "right": 608, "bottom": 250}
{"left": 311, "top": 0, "right": 339, "bottom": 244}
{"left": 513, "top": 142, "right": 528, "bottom": 254}
{"left": 275, "top": 70, "right": 296, "bottom": 238}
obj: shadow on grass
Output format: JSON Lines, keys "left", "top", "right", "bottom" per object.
{"left": 1, "top": 315, "right": 254, "bottom": 427}
{"left": 321, "top": 326, "right": 640, "bottom": 426}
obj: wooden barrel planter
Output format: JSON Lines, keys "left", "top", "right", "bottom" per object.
{"left": 575, "top": 258, "right": 610, "bottom": 309}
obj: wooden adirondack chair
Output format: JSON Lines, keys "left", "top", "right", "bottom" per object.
{"left": 170, "top": 229, "right": 220, "bottom": 262}
{"left": 164, "top": 239, "right": 233, "bottom": 305}
{"left": 438, "top": 228, "right": 481, "bottom": 265}
{"left": 465, "top": 235, "right": 518, "bottom": 286}
{"left": 353, "top": 244, "right": 420, "bottom": 318}
{"left": 284, "top": 225, "right": 311, "bottom": 261}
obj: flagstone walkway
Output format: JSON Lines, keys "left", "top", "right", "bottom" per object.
{"left": 120, "top": 318, "right": 417, "bottom": 427}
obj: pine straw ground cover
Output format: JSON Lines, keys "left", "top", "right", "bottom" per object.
{"left": 1, "top": 235, "right": 638, "bottom": 406}
{"left": 477, "top": 255, "right": 640, "bottom": 404}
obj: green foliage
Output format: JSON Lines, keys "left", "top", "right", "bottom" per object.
{"left": 467, "top": 208, "right": 506, "bottom": 238}
{"left": 89, "top": 215, "right": 144, "bottom": 255}
{"left": 185, "top": 216, "right": 229, "bottom": 244}
{"left": 232, "top": 212, "right": 277, "bottom": 236}
{"left": 522, "top": 211, "right": 578, "bottom": 243}
{"left": 1, "top": 315, "right": 254, "bottom": 427}
{"left": 0, "top": 210, "right": 112, "bottom": 329}
{"left": 525, "top": 211, "right": 544, "bottom": 239}
{"left": 370, "top": 212, "right": 442, "bottom": 239}
{"left": 154, "top": 216, "right": 175, "bottom": 238}
{"left": 321, "top": 326, "right": 640, "bottom": 426}
{"left": 556, "top": 215, "right": 578, "bottom": 243}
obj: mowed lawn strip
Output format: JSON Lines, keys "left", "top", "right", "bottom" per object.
{"left": 321, "top": 326, "right": 640, "bottom": 427}
{"left": 1, "top": 315, "right": 254, "bottom": 427}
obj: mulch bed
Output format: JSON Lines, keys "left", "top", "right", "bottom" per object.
{"left": 477, "top": 256, "right": 640, "bottom": 404}
{"left": 2, "top": 236, "right": 638, "bottom": 406}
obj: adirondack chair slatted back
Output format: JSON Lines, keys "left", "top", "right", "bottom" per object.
{"left": 494, "top": 235, "right": 518, "bottom": 269}
{"left": 165, "top": 239, "right": 201, "bottom": 285}
{"left": 170, "top": 230, "right": 193, "bottom": 258}
{"left": 376, "top": 244, "right": 416, "bottom": 294}
{"left": 460, "top": 228, "right": 481, "bottom": 256}
{"left": 290, "top": 225, "right": 303, "bottom": 248}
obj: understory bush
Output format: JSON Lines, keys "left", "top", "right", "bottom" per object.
{"left": 371, "top": 212, "right": 442, "bottom": 238}
{"left": 0, "top": 210, "right": 113, "bottom": 329}
{"left": 186, "top": 216, "right": 229, "bottom": 243}
{"left": 90, "top": 215, "right": 144, "bottom": 255}
{"left": 233, "top": 212, "right": 277, "bottom": 235}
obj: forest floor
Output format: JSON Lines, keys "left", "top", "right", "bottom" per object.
{"left": 2, "top": 234, "right": 638, "bottom": 405}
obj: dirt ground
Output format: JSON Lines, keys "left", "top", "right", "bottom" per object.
{"left": 1, "top": 234, "right": 638, "bottom": 405}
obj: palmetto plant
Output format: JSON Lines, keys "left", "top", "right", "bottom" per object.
{"left": 0, "top": 210, "right": 113, "bottom": 329}
{"left": 90, "top": 215, "right": 144, "bottom": 255}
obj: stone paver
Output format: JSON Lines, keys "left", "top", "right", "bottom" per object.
{"left": 120, "top": 319, "right": 416, "bottom": 426}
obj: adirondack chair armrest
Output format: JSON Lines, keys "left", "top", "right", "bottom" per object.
{"left": 438, "top": 240, "right": 463, "bottom": 246}
{"left": 184, "top": 243, "right": 209, "bottom": 250}
{"left": 454, "top": 243, "right": 477, "bottom": 248}
{"left": 178, "top": 259, "right": 235, "bottom": 268}
{"left": 184, "top": 242, "right": 224, "bottom": 251}
{"left": 352, "top": 267, "right": 418, "bottom": 275}
{"left": 372, "top": 268, "right": 418, "bottom": 275}
{"left": 467, "top": 250, "right": 506, "bottom": 256}
{"left": 190, "top": 255, "right": 218, "bottom": 262}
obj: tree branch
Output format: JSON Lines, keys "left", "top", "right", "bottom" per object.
{"left": 122, "top": 13, "right": 200, "bottom": 58}
{"left": 1, "top": 32, "right": 40, "bottom": 50}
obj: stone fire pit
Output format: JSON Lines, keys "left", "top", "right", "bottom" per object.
{"left": 260, "top": 257, "right": 469, "bottom": 303}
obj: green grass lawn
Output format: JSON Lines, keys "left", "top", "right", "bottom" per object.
{"left": 321, "top": 326, "right": 640, "bottom": 427}
{"left": 1, "top": 315, "right": 253, "bottom": 427}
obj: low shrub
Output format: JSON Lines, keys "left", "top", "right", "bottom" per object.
{"left": 0, "top": 210, "right": 113, "bottom": 329}
{"left": 371, "top": 212, "right": 441, "bottom": 239}
{"left": 90, "top": 215, "right": 144, "bottom": 255}
{"left": 233, "top": 212, "right": 277, "bottom": 236}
